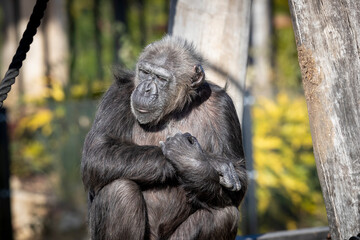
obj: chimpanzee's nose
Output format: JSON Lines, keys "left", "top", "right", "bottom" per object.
{"left": 139, "top": 80, "right": 157, "bottom": 96}
{"left": 145, "top": 82, "right": 152, "bottom": 92}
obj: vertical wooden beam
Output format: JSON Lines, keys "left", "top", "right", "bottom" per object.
{"left": 288, "top": 1, "right": 360, "bottom": 239}
{"left": 251, "top": 0, "right": 273, "bottom": 98}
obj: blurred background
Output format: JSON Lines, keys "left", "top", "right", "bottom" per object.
{"left": 0, "top": 0, "right": 328, "bottom": 239}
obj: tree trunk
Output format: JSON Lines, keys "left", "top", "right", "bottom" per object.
{"left": 288, "top": 1, "right": 360, "bottom": 239}
{"left": 168, "top": 0, "right": 251, "bottom": 120}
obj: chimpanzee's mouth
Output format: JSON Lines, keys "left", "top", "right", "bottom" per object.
{"left": 136, "top": 108, "right": 150, "bottom": 113}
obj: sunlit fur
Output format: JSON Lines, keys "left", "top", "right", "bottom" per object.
{"left": 81, "top": 36, "right": 247, "bottom": 240}
{"left": 131, "top": 36, "right": 205, "bottom": 125}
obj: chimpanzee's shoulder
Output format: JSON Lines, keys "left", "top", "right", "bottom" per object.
{"left": 207, "top": 82, "right": 234, "bottom": 105}
{"left": 113, "top": 68, "right": 135, "bottom": 87}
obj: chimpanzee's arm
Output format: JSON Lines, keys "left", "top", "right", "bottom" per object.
{"left": 81, "top": 77, "right": 176, "bottom": 194}
{"left": 161, "top": 91, "right": 247, "bottom": 209}
{"left": 161, "top": 133, "right": 246, "bottom": 209}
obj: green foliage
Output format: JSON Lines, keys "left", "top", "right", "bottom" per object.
{"left": 67, "top": 0, "right": 114, "bottom": 90}
{"left": 273, "top": 0, "right": 290, "bottom": 15}
{"left": 273, "top": 1, "right": 302, "bottom": 91}
{"left": 118, "top": 0, "right": 169, "bottom": 68}
{"left": 274, "top": 27, "right": 301, "bottom": 91}
{"left": 12, "top": 108, "right": 55, "bottom": 176}
{"left": 11, "top": 84, "right": 95, "bottom": 206}
{"left": 66, "top": 0, "right": 168, "bottom": 91}
{"left": 253, "top": 93, "right": 328, "bottom": 231}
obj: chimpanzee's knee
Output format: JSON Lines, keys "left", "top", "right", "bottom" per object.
{"left": 89, "top": 179, "right": 147, "bottom": 240}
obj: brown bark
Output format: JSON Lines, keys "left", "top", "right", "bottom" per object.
{"left": 288, "top": 1, "right": 360, "bottom": 239}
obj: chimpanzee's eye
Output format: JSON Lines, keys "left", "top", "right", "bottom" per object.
{"left": 140, "top": 68, "right": 150, "bottom": 75}
{"left": 157, "top": 75, "right": 168, "bottom": 83}
{"left": 187, "top": 136, "right": 195, "bottom": 144}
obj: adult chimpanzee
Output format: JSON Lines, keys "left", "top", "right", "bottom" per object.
{"left": 81, "top": 36, "right": 247, "bottom": 240}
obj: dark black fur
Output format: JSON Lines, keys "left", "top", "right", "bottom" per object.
{"left": 81, "top": 36, "right": 247, "bottom": 240}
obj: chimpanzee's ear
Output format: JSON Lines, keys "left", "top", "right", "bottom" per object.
{"left": 191, "top": 64, "right": 205, "bottom": 88}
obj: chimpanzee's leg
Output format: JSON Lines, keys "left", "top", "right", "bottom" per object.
{"left": 89, "top": 179, "right": 148, "bottom": 240}
{"left": 169, "top": 206, "right": 239, "bottom": 240}
{"left": 143, "top": 187, "right": 193, "bottom": 240}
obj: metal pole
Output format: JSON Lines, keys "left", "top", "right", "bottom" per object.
{"left": 241, "top": 90, "right": 258, "bottom": 234}
{"left": 0, "top": 108, "right": 13, "bottom": 240}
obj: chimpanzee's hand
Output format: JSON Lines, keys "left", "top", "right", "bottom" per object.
{"left": 210, "top": 161, "right": 242, "bottom": 192}
{"left": 160, "top": 133, "right": 242, "bottom": 192}
{"left": 160, "top": 132, "right": 204, "bottom": 171}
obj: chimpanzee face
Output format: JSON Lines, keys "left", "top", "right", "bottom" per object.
{"left": 130, "top": 61, "right": 175, "bottom": 125}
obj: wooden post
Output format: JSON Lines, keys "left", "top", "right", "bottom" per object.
{"left": 250, "top": 0, "right": 273, "bottom": 98}
{"left": 288, "top": 1, "right": 360, "bottom": 239}
{"left": 0, "top": 108, "right": 13, "bottom": 240}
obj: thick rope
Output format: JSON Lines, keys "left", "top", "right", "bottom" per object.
{"left": 0, "top": 0, "right": 49, "bottom": 108}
